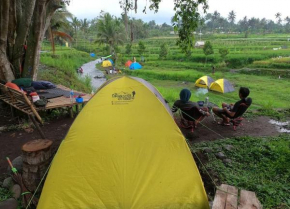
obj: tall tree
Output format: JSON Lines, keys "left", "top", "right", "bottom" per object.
{"left": 275, "top": 12, "right": 282, "bottom": 24}
{"left": 95, "top": 13, "right": 126, "bottom": 57}
{"left": 203, "top": 41, "right": 214, "bottom": 64}
{"left": 120, "top": 0, "right": 208, "bottom": 55}
{"left": 228, "top": 10, "right": 236, "bottom": 32}
{"left": 0, "top": 0, "right": 69, "bottom": 82}
{"left": 70, "top": 17, "right": 81, "bottom": 36}
{"left": 80, "top": 18, "right": 90, "bottom": 33}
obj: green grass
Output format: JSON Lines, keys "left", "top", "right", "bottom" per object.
{"left": 191, "top": 134, "right": 290, "bottom": 209}
{"left": 39, "top": 47, "right": 94, "bottom": 92}
{"left": 123, "top": 62, "right": 290, "bottom": 109}
{"left": 0, "top": 187, "right": 12, "bottom": 202}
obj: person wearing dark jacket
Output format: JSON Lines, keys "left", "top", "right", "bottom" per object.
{"left": 213, "top": 87, "right": 250, "bottom": 125}
{"left": 172, "top": 89, "right": 210, "bottom": 127}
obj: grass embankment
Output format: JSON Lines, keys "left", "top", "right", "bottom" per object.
{"left": 39, "top": 47, "right": 94, "bottom": 92}
{"left": 191, "top": 134, "right": 290, "bottom": 209}
{"left": 123, "top": 65, "right": 290, "bottom": 110}
{"left": 111, "top": 34, "right": 290, "bottom": 116}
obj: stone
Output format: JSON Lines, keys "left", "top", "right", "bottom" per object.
{"left": 0, "top": 198, "right": 18, "bottom": 209}
{"left": 224, "top": 144, "right": 235, "bottom": 151}
{"left": 11, "top": 184, "right": 21, "bottom": 199}
{"left": 203, "top": 148, "right": 213, "bottom": 154}
{"left": 0, "top": 126, "right": 6, "bottom": 132}
{"left": 7, "top": 156, "right": 23, "bottom": 174}
{"left": 223, "top": 159, "right": 232, "bottom": 164}
{"left": 2, "top": 177, "right": 13, "bottom": 189}
{"left": 215, "top": 147, "right": 222, "bottom": 152}
{"left": 215, "top": 152, "right": 226, "bottom": 160}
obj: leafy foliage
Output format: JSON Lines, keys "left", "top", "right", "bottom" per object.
{"left": 138, "top": 41, "right": 146, "bottom": 56}
{"left": 159, "top": 43, "right": 168, "bottom": 59}
{"left": 171, "top": 0, "right": 208, "bottom": 55}
{"left": 192, "top": 135, "right": 290, "bottom": 209}
{"left": 95, "top": 12, "right": 126, "bottom": 55}
{"left": 0, "top": 187, "right": 12, "bottom": 202}
{"left": 203, "top": 41, "right": 214, "bottom": 63}
{"left": 218, "top": 48, "right": 229, "bottom": 60}
{"left": 125, "top": 44, "right": 132, "bottom": 55}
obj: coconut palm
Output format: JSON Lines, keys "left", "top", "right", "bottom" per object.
{"left": 95, "top": 13, "right": 126, "bottom": 56}
{"left": 70, "top": 17, "right": 81, "bottom": 35}
{"left": 275, "top": 12, "right": 282, "bottom": 24}
{"left": 211, "top": 11, "right": 220, "bottom": 32}
{"left": 285, "top": 16, "right": 290, "bottom": 25}
{"left": 48, "top": 7, "right": 73, "bottom": 53}
{"left": 228, "top": 10, "right": 236, "bottom": 24}
{"left": 80, "top": 18, "right": 90, "bottom": 33}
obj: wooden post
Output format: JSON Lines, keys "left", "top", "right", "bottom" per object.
{"left": 10, "top": 105, "right": 15, "bottom": 117}
{"left": 76, "top": 104, "right": 79, "bottom": 113}
{"left": 22, "top": 139, "right": 53, "bottom": 192}
{"left": 68, "top": 106, "right": 74, "bottom": 118}
{"left": 29, "top": 115, "right": 46, "bottom": 139}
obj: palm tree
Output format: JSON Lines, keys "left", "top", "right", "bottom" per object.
{"left": 285, "top": 16, "right": 290, "bottom": 25}
{"left": 211, "top": 11, "right": 220, "bottom": 32}
{"left": 48, "top": 7, "right": 73, "bottom": 53}
{"left": 80, "top": 18, "right": 90, "bottom": 33}
{"left": 275, "top": 12, "right": 282, "bottom": 24}
{"left": 70, "top": 17, "right": 81, "bottom": 35}
{"left": 228, "top": 10, "right": 236, "bottom": 33}
{"left": 228, "top": 10, "right": 236, "bottom": 24}
{"left": 239, "top": 16, "right": 249, "bottom": 38}
{"left": 95, "top": 13, "right": 126, "bottom": 58}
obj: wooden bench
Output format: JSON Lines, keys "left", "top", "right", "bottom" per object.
{"left": 0, "top": 83, "right": 91, "bottom": 138}
{"left": 212, "top": 184, "right": 262, "bottom": 209}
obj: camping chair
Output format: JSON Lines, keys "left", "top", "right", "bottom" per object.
{"left": 176, "top": 107, "right": 208, "bottom": 133}
{"left": 228, "top": 97, "right": 252, "bottom": 130}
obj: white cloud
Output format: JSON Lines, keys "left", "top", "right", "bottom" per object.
{"left": 68, "top": 0, "right": 290, "bottom": 23}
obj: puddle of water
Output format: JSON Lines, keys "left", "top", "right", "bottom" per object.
{"left": 80, "top": 59, "right": 106, "bottom": 90}
{"left": 269, "top": 119, "right": 290, "bottom": 133}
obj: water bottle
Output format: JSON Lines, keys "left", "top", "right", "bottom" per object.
{"left": 205, "top": 97, "right": 209, "bottom": 106}
{"left": 70, "top": 89, "right": 74, "bottom": 103}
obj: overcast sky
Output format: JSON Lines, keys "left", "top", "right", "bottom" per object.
{"left": 68, "top": 0, "right": 290, "bottom": 24}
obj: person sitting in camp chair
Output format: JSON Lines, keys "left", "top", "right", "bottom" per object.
{"left": 213, "top": 87, "right": 251, "bottom": 127}
{"left": 172, "top": 89, "right": 210, "bottom": 131}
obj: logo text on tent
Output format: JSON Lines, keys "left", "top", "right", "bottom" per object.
{"left": 111, "top": 91, "right": 136, "bottom": 105}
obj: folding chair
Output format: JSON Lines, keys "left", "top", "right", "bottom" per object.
{"left": 228, "top": 97, "right": 252, "bottom": 130}
{"left": 176, "top": 107, "right": 208, "bottom": 133}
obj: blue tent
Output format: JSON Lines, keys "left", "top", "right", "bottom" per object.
{"left": 108, "top": 58, "right": 114, "bottom": 64}
{"left": 129, "top": 62, "right": 142, "bottom": 70}
{"left": 90, "top": 53, "right": 96, "bottom": 57}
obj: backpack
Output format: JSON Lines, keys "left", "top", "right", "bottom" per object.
{"left": 34, "top": 96, "right": 48, "bottom": 107}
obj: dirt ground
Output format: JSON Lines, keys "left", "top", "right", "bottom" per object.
{"left": 0, "top": 103, "right": 280, "bottom": 178}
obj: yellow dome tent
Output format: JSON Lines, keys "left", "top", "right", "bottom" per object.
{"left": 209, "top": 78, "right": 235, "bottom": 93}
{"left": 38, "top": 76, "right": 209, "bottom": 209}
{"left": 195, "top": 76, "right": 214, "bottom": 88}
{"left": 101, "top": 60, "right": 112, "bottom": 67}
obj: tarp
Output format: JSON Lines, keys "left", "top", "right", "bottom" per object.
{"left": 209, "top": 78, "right": 235, "bottom": 93}
{"left": 101, "top": 60, "right": 112, "bottom": 67}
{"left": 38, "top": 76, "right": 209, "bottom": 209}
{"left": 195, "top": 76, "right": 214, "bottom": 88}
{"left": 90, "top": 53, "right": 95, "bottom": 57}
{"left": 107, "top": 58, "right": 114, "bottom": 64}
{"left": 129, "top": 62, "right": 142, "bottom": 70}
{"left": 125, "top": 60, "right": 132, "bottom": 67}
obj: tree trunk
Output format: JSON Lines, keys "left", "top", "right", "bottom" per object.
{"left": 23, "top": 0, "right": 62, "bottom": 80}
{"left": 11, "top": 0, "right": 36, "bottom": 78}
{"left": 41, "top": 0, "right": 63, "bottom": 42}
{"left": 23, "top": 0, "right": 48, "bottom": 79}
{"left": 0, "top": 0, "right": 15, "bottom": 81}
{"left": 22, "top": 139, "right": 53, "bottom": 192}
